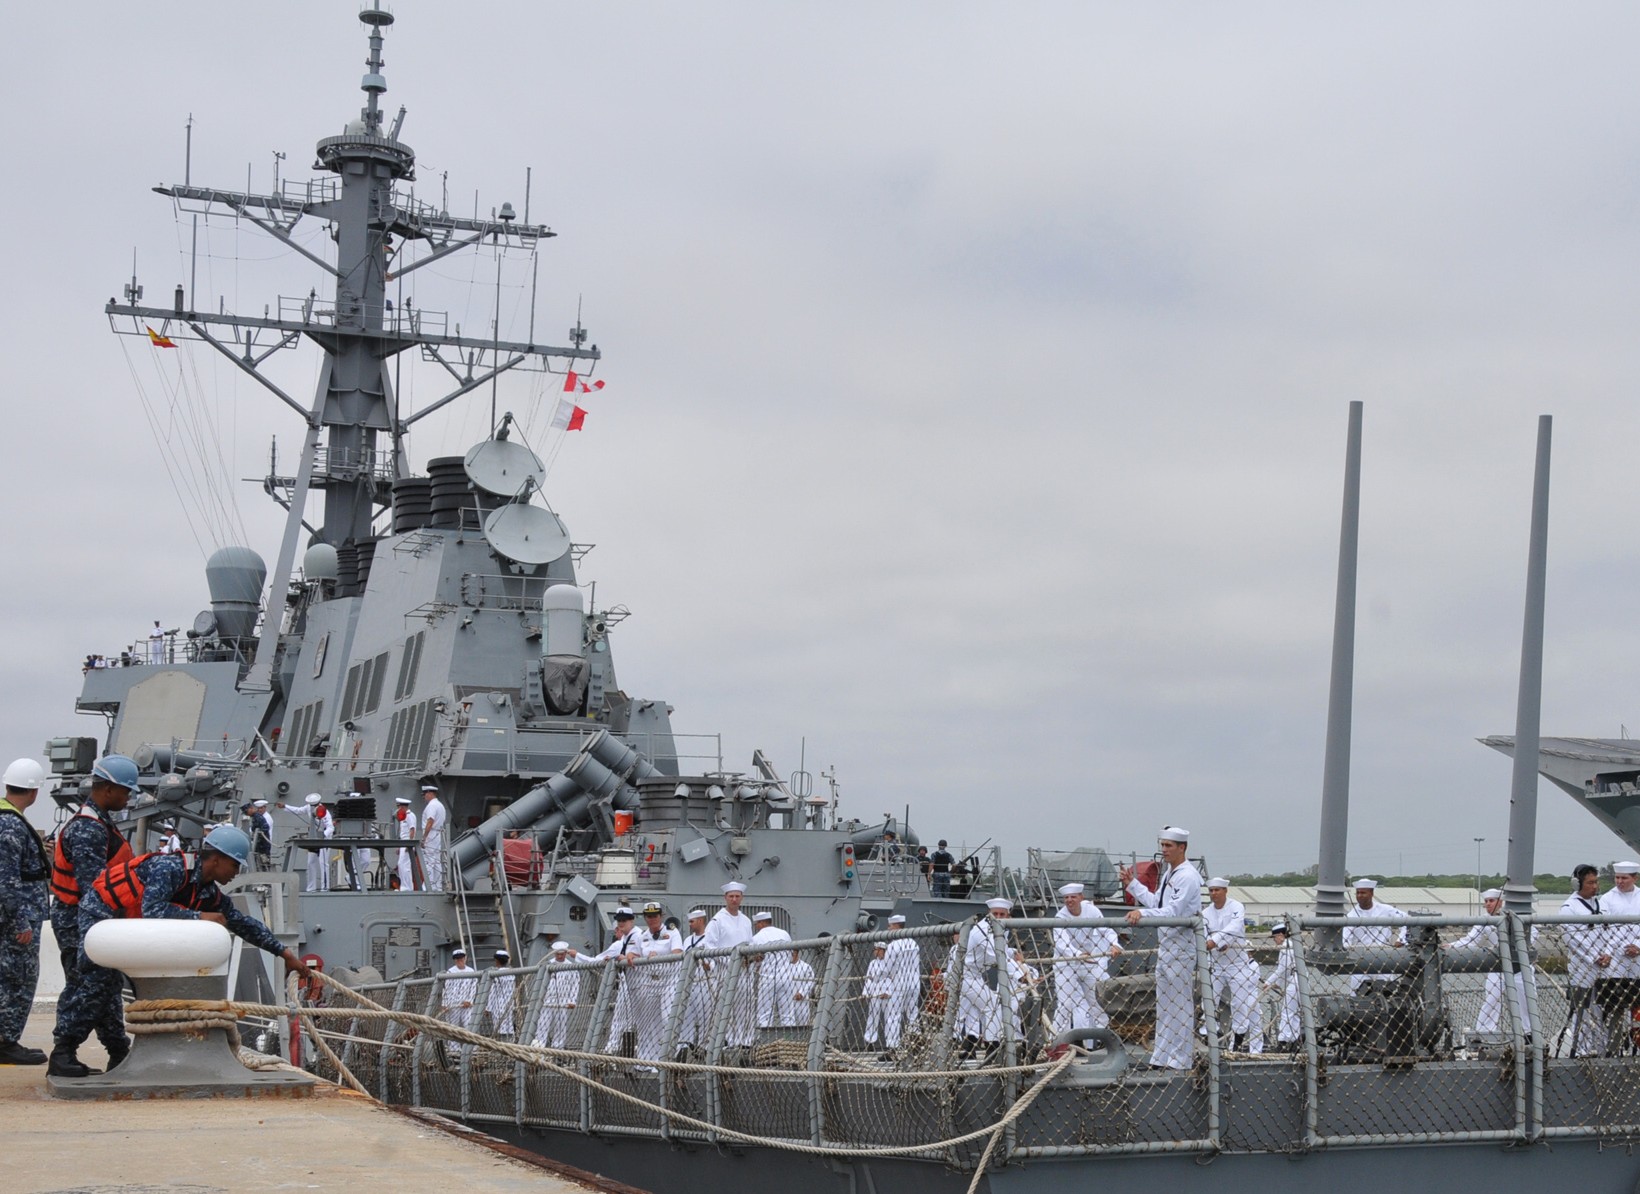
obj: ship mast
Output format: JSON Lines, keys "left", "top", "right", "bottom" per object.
{"left": 103, "top": 1, "right": 596, "bottom": 690}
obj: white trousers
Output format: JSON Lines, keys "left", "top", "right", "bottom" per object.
{"left": 396, "top": 847, "right": 416, "bottom": 890}
{"left": 422, "top": 840, "right": 445, "bottom": 891}
{"left": 1052, "top": 962, "right": 1110, "bottom": 1034}
{"left": 1151, "top": 951, "right": 1195, "bottom": 1069}
{"left": 865, "top": 994, "right": 898, "bottom": 1046}
{"left": 305, "top": 848, "right": 332, "bottom": 892}
{"left": 1210, "top": 959, "right": 1263, "bottom": 1052}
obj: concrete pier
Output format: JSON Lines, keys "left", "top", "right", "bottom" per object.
{"left": 9, "top": 1008, "right": 614, "bottom": 1193}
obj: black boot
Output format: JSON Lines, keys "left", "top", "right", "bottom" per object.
{"left": 1233, "top": 1033, "right": 1247, "bottom": 1053}
{"left": 47, "top": 1046, "right": 96, "bottom": 1078}
{"left": 0, "top": 1040, "right": 46, "bottom": 1065}
{"left": 105, "top": 1037, "right": 132, "bottom": 1070}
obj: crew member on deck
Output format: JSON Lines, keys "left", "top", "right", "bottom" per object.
{"left": 1203, "top": 878, "right": 1262, "bottom": 1053}
{"left": 393, "top": 796, "right": 419, "bottom": 890}
{"left": 1343, "top": 878, "right": 1408, "bottom": 992}
{"left": 1121, "top": 826, "right": 1202, "bottom": 1070}
{"left": 1051, "top": 882, "right": 1121, "bottom": 1035}
{"left": 420, "top": 782, "right": 448, "bottom": 891}
{"left": 1560, "top": 864, "right": 1608, "bottom": 1057}
{"left": 1597, "top": 861, "right": 1640, "bottom": 1049}
{"left": 247, "top": 799, "right": 273, "bottom": 871}
{"left": 49, "top": 755, "right": 140, "bottom": 1078}
{"left": 703, "top": 882, "right": 755, "bottom": 1050}
{"left": 0, "top": 759, "right": 49, "bottom": 1066}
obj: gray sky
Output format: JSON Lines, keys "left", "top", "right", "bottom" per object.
{"left": 4, "top": 3, "right": 1640, "bottom": 876}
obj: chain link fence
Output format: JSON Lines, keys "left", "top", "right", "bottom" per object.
{"left": 310, "top": 911, "right": 1640, "bottom": 1168}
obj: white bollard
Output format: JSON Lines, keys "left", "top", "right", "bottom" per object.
{"left": 85, "top": 918, "right": 232, "bottom": 977}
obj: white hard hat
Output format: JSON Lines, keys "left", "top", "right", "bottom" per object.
{"left": 304, "top": 792, "right": 322, "bottom": 805}
{"left": 2, "top": 758, "right": 45, "bottom": 791}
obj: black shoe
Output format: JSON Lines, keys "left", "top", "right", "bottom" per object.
{"left": 47, "top": 1047, "right": 97, "bottom": 1078}
{"left": 0, "top": 1040, "right": 46, "bottom": 1065}
{"left": 105, "top": 1039, "right": 132, "bottom": 1070}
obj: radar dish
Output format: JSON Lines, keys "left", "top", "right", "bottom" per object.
{"left": 465, "top": 439, "right": 546, "bottom": 497}
{"left": 482, "top": 503, "right": 571, "bottom": 566}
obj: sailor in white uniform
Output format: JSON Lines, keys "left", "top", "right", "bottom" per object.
{"left": 441, "top": 948, "right": 478, "bottom": 1031}
{"left": 883, "top": 914, "right": 923, "bottom": 1040}
{"left": 157, "top": 822, "right": 183, "bottom": 855}
{"left": 675, "top": 910, "right": 712, "bottom": 1054}
{"left": 393, "top": 796, "right": 418, "bottom": 890}
{"left": 751, "top": 910, "right": 795, "bottom": 1029}
{"left": 604, "top": 907, "right": 644, "bottom": 1053}
{"left": 1343, "top": 878, "right": 1408, "bottom": 992}
{"left": 1261, "top": 924, "right": 1301, "bottom": 1049}
{"left": 1598, "top": 861, "right": 1640, "bottom": 1048}
{"left": 486, "top": 948, "right": 517, "bottom": 1037}
{"left": 533, "top": 940, "right": 590, "bottom": 1049}
{"left": 1051, "top": 882, "right": 1121, "bottom": 1034}
{"left": 862, "top": 942, "right": 896, "bottom": 1050}
{"left": 957, "top": 898, "right": 1014, "bottom": 1048}
{"left": 634, "top": 902, "right": 683, "bottom": 1061}
{"left": 1559, "top": 864, "right": 1608, "bottom": 1057}
{"left": 703, "top": 882, "right": 756, "bottom": 1048}
{"left": 1122, "top": 827, "right": 1203, "bottom": 1069}
{"left": 1445, "top": 888, "right": 1534, "bottom": 1037}
{"left": 1203, "top": 878, "right": 1262, "bottom": 1053}
{"left": 419, "top": 782, "right": 448, "bottom": 892}
{"left": 282, "top": 793, "right": 335, "bottom": 892}
{"left": 790, "top": 949, "right": 818, "bottom": 1027}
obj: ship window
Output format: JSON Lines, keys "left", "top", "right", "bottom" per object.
{"left": 364, "top": 650, "right": 389, "bottom": 714}
{"left": 341, "top": 664, "right": 362, "bottom": 723}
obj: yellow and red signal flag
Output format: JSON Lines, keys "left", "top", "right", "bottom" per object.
{"left": 145, "top": 326, "right": 178, "bottom": 348}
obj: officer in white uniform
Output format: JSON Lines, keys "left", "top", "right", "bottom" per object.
{"left": 419, "top": 782, "right": 448, "bottom": 892}
{"left": 533, "top": 940, "right": 590, "bottom": 1049}
{"left": 1598, "top": 861, "right": 1640, "bottom": 1046}
{"left": 283, "top": 793, "right": 335, "bottom": 892}
{"left": 1051, "top": 882, "right": 1121, "bottom": 1034}
{"left": 1261, "top": 924, "right": 1301, "bottom": 1049}
{"left": 883, "top": 913, "right": 922, "bottom": 1040}
{"left": 634, "top": 902, "right": 683, "bottom": 1061}
{"left": 704, "top": 882, "right": 756, "bottom": 1048}
{"left": 862, "top": 942, "right": 895, "bottom": 1050}
{"left": 1343, "top": 878, "right": 1408, "bottom": 992}
{"left": 1203, "top": 878, "right": 1262, "bottom": 1053}
{"left": 441, "top": 948, "right": 478, "bottom": 1031}
{"left": 1122, "top": 826, "right": 1203, "bottom": 1070}
{"left": 393, "top": 796, "right": 418, "bottom": 890}
{"left": 751, "top": 909, "right": 795, "bottom": 1029}
{"left": 486, "top": 948, "right": 517, "bottom": 1037}
{"left": 1559, "top": 864, "right": 1608, "bottom": 1057}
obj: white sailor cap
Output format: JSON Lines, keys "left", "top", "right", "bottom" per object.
{"left": 1271, "top": 923, "right": 1290, "bottom": 935}
{"left": 986, "top": 897, "right": 1012, "bottom": 911}
{"left": 495, "top": 949, "right": 510, "bottom": 960}
{"left": 1206, "top": 877, "right": 1230, "bottom": 889}
{"left": 1615, "top": 861, "right": 1640, "bottom": 875}
{"left": 304, "top": 793, "right": 322, "bottom": 805}
{"left": 752, "top": 910, "right": 773, "bottom": 922}
{"left": 252, "top": 799, "right": 268, "bottom": 807}
{"left": 1056, "top": 883, "right": 1084, "bottom": 897}
{"left": 873, "top": 941, "right": 887, "bottom": 951}
{"left": 551, "top": 940, "right": 572, "bottom": 951}
{"left": 887, "top": 914, "right": 906, "bottom": 925}
{"left": 1353, "top": 878, "right": 1378, "bottom": 890}
{"left": 421, "top": 783, "right": 439, "bottom": 793}
{"left": 451, "top": 947, "right": 467, "bottom": 957}
{"left": 722, "top": 881, "right": 747, "bottom": 894}
{"left": 686, "top": 909, "right": 706, "bottom": 920}
{"left": 394, "top": 796, "right": 412, "bottom": 805}
{"left": 1481, "top": 888, "right": 1503, "bottom": 901}
{"left": 614, "top": 906, "right": 635, "bottom": 919}
{"left": 1159, "top": 825, "right": 1189, "bottom": 843}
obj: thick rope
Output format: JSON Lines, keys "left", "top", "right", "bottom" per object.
{"left": 145, "top": 971, "right": 1087, "bottom": 1163}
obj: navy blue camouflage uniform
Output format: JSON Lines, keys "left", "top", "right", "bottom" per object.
{"left": 0, "top": 797, "right": 49, "bottom": 1043}
{"left": 80, "top": 852, "right": 287, "bottom": 953}
{"left": 249, "top": 809, "right": 273, "bottom": 870}
{"left": 50, "top": 808, "right": 131, "bottom": 1055}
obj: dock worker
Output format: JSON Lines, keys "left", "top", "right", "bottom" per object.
{"left": 393, "top": 796, "right": 418, "bottom": 890}
{"left": 419, "top": 782, "right": 448, "bottom": 891}
{"left": 863, "top": 942, "right": 895, "bottom": 1054}
{"left": 1444, "top": 888, "right": 1535, "bottom": 1037}
{"left": 1203, "top": 878, "right": 1262, "bottom": 1053}
{"left": 441, "top": 948, "right": 477, "bottom": 1032}
{"left": 1559, "top": 864, "right": 1608, "bottom": 1057}
{"left": 532, "top": 940, "right": 590, "bottom": 1049}
{"left": 704, "top": 882, "right": 756, "bottom": 1049}
{"left": 487, "top": 949, "right": 517, "bottom": 1037}
{"left": 1597, "top": 861, "right": 1640, "bottom": 1048}
{"left": 73, "top": 824, "right": 312, "bottom": 1063}
{"left": 884, "top": 913, "right": 922, "bottom": 1041}
{"left": 1342, "top": 878, "right": 1408, "bottom": 992}
{"left": 1051, "top": 882, "right": 1121, "bottom": 1035}
{"left": 751, "top": 909, "right": 795, "bottom": 1030}
{"left": 48, "top": 755, "right": 140, "bottom": 1078}
{"left": 1121, "top": 826, "right": 1203, "bottom": 1070}
{"left": 1261, "top": 924, "right": 1301, "bottom": 1050}
{"left": 247, "top": 799, "right": 273, "bottom": 871}
{"left": 0, "top": 758, "right": 49, "bottom": 1065}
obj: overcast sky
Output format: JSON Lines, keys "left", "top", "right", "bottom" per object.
{"left": 5, "top": 3, "right": 1640, "bottom": 879}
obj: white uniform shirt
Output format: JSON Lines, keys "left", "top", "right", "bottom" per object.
{"left": 159, "top": 832, "right": 183, "bottom": 855}
{"left": 421, "top": 798, "right": 448, "bottom": 848}
{"left": 1126, "top": 862, "right": 1203, "bottom": 958}
{"left": 1202, "top": 898, "right": 1251, "bottom": 967}
{"left": 1602, "top": 885, "right": 1640, "bottom": 978}
{"left": 703, "top": 908, "right": 754, "bottom": 952}
{"left": 396, "top": 808, "right": 418, "bottom": 841}
{"left": 1560, "top": 890, "right": 1606, "bottom": 988}
{"left": 442, "top": 965, "right": 478, "bottom": 1012}
{"left": 1053, "top": 904, "right": 1119, "bottom": 974}
{"left": 884, "top": 936, "right": 921, "bottom": 997}
{"left": 486, "top": 969, "right": 517, "bottom": 1030}
{"left": 1344, "top": 899, "right": 1409, "bottom": 985}
{"left": 863, "top": 956, "right": 894, "bottom": 1001}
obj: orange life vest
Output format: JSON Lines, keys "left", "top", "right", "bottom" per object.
{"left": 91, "top": 852, "right": 209, "bottom": 919}
{"left": 50, "top": 808, "right": 133, "bottom": 905}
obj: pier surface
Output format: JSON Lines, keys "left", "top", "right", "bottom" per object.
{"left": 9, "top": 1007, "right": 616, "bottom": 1193}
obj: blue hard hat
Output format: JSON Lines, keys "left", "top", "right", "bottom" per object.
{"left": 91, "top": 754, "right": 141, "bottom": 792}
{"left": 202, "top": 824, "right": 250, "bottom": 866}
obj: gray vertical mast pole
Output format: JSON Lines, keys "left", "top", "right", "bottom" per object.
{"left": 1503, "top": 416, "right": 1552, "bottom": 918}
{"left": 1313, "top": 400, "right": 1363, "bottom": 945}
